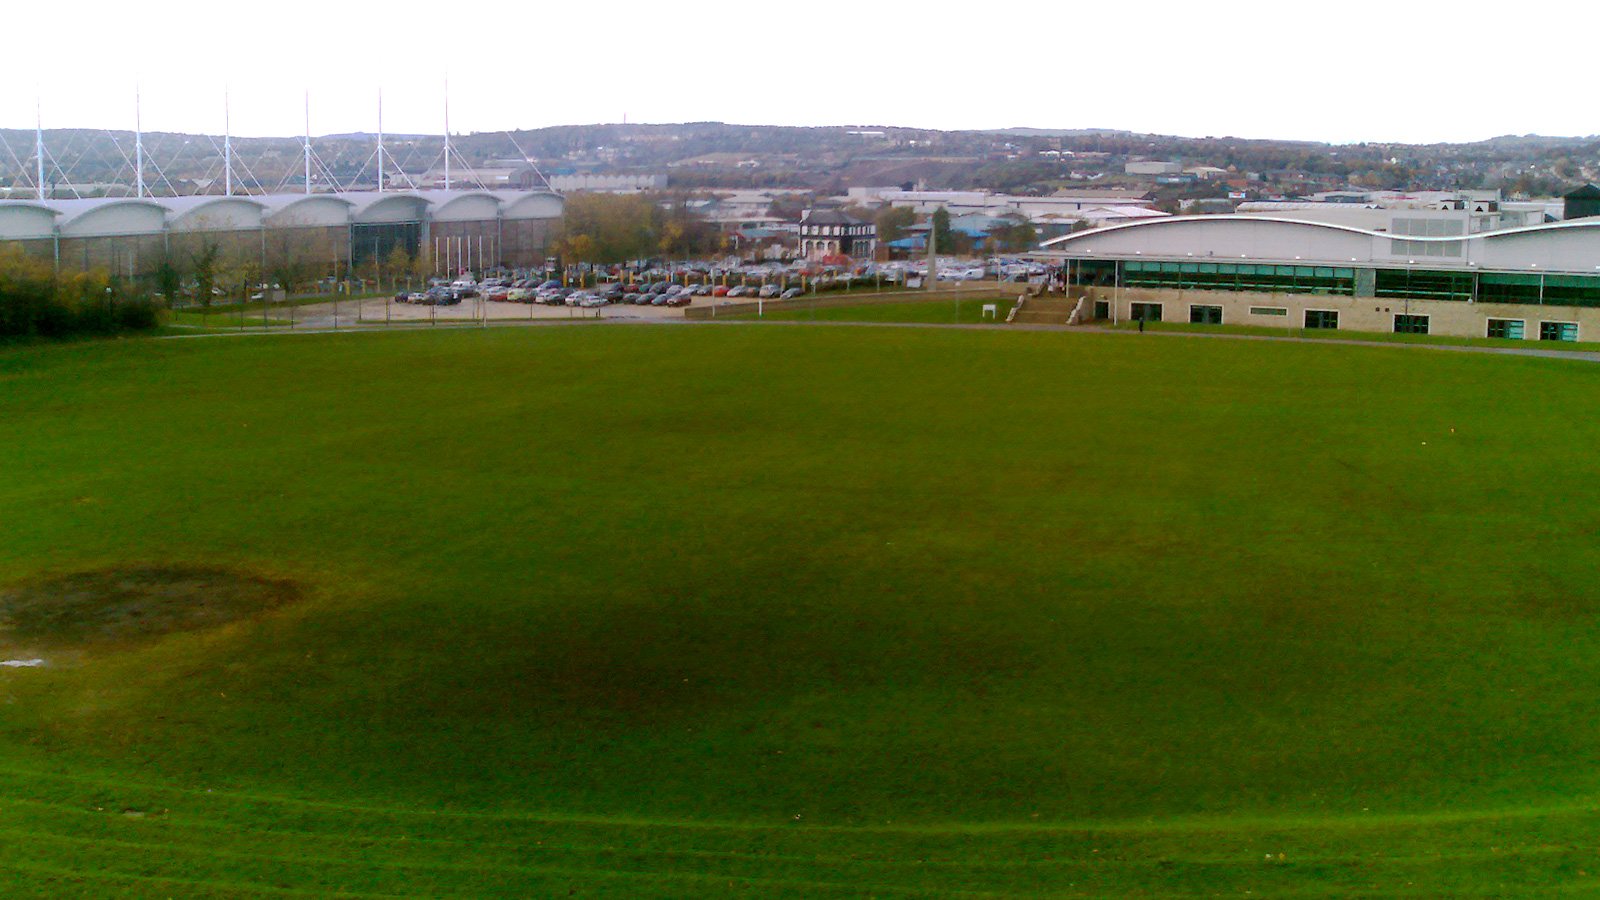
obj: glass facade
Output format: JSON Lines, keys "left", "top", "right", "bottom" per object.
{"left": 1068, "top": 259, "right": 1600, "bottom": 308}
{"left": 351, "top": 222, "right": 422, "bottom": 267}
{"left": 1117, "top": 260, "right": 1355, "bottom": 295}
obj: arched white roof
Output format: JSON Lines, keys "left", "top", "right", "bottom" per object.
{"left": 0, "top": 202, "right": 60, "bottom": 240}
{"left": 1038, "top": 215, "right": 1600, "bottom": 275}
{"left": 0, "top": 188, "right": 562, "bottom": 242}
{"left": 164, "top": 196, "right": 266, "bottom": 231}
{"left": 259, "top": 194, "right": 356, "bottom": 228}
{"left": 430, "top": 190, "right": 503, "bottom": 222}
{"left": 497, "top": 190, "right": 563, "bottom": 221}
{"left": 50, "top": 198, "right": 170, "bottom": 237}
{"left": 342, "top": 191, "right": 433, "bottom": 223}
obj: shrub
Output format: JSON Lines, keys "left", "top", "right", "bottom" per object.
{"left": 0, "top": 248, "right": 159, "bottom": 340}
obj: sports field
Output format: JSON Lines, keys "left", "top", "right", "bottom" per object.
{"left": 3, "top": 323, "right": 1599, "bottom": 896}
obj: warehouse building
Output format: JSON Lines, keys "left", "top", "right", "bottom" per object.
{"left": 1035, "top": 215, "right": 1600, "bottom": 342}
{"left": 0, "top": 188, "right": 563, "bottom": 285}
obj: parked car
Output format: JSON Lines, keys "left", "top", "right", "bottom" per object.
{"left": 712, "top": 285, "right": 731, "bottom": 297}
{"left": 780, "top": 287, "right": 805, "bottom": 299}
{"left": 758, "top": 284, "right": 781, "bottom": 299}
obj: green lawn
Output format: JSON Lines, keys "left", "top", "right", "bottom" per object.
{"left": 3, "top": 325, "right": 1600, "bottom": 896}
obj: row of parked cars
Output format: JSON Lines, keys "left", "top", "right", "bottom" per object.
{"left": 394, "top": 274, "right": 821, "bottom": 310}
{"left": 395, "top": 286, "right": 465, "bottom": 305}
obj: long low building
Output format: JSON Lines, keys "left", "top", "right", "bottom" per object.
{"left": 0, "top": 189, "right": 563, "bottom": 284}
{"left": 1034, "top": 215, "right": 1600, "bottom": 342}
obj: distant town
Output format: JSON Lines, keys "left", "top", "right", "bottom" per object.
{"left": 4, "top": 121, "right": 1597, "bottom": 268}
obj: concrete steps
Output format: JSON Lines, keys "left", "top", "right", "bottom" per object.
{"left": 1010, "top": 296, "right": 1081, "bottom": 325}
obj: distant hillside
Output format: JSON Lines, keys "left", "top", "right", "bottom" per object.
{"left": 3, "top": 121, "right": 1597, "bottom": 199}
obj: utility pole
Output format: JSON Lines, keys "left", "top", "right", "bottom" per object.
{"left": 925, "top": 207, "right": 938, "bottom": 292}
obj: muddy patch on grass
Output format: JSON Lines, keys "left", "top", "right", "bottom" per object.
{"left": 0, "top": 566, "right": 300, "bottom": 654}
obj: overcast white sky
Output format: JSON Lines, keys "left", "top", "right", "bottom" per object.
{"left": 5, "top": 0, "right": 1592, "bottom": 144}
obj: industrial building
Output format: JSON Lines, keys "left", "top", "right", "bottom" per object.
{"left": 0, "top": 189, "right": 563, "bottom": 284}
{"left": 1035, "top": 214, "right": 1600, "bottom": 342}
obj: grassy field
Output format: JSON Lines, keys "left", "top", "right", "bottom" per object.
{"left": 3, "top": 324, "right": 1600, "bottom": 896}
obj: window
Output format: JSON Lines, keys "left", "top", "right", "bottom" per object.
{"left": 1393, "top": 314, "right": 1430, "bottom": 334}
{"left": 1540, "top": 321, "right": 1579, "bottom": 342}
{"left": 1093, "top": 301, "right": 1109, "bottom": 320}
{"left": 1130, "top": 302, "right": 1163, "bottom": 322}
{"left": 1304, "top": 309, "right": 1339, "bottom": 330}
{"left": 1189, "top": 304, "right": 1223, "bottom": 324}
{"left": 1486, "top": 318, "right": 1524, "bottom": 340}
{"left": 1250, "top": 306, "right": 1288, "bottom": 316}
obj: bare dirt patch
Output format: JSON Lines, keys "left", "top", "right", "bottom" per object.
{"left": 0, "top": 566, "right": 299, "bottom": 652}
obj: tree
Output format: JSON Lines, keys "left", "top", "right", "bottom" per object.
{"left": 552, "top": 193, "right": 657, "bottom": 264}
{"left": 192, "top": 241, "right": 220, "bottom": 309}
{"left": 217, "top": 244, "right": 260, "bottom": 302}
{"left": 931, "top": 207, "right": 955, "bottom": 254}
{"left": 264, "top": 218, "right": 337, "bottom": 295}
{"left": 386, "top": 245, "right": 414, "bottom": 292}
{"left": 875, "top": 206, "right": 915, "bottom": 243}
{"left": 989, "top": 220, "right": 1038, "bottom": 253}
{"left": 154, "top": 256, "right": 183, "bottom": 306}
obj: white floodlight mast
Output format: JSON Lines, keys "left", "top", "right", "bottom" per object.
{"left": 444, "top": 76, "right": 450, "bottom": 191}
{"left": 304, "top": 91, "right": 312, "bottom": 195}
{"left": 135, "top": 84, "right": 144, "bottom": 198}
{"left": 377, "top": 89, "right": 384, "bottom": 193}
{"left": 35, "top": 98, "right": 44, "bottom": 201}
{"left": 224, "top": 86, "right": 233, "bottom": 196}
